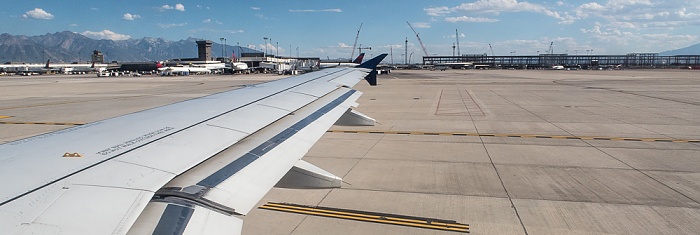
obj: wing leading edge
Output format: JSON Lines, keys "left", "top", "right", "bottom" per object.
{"left": 0, "top": 54, "right": 387, "bottom": 234}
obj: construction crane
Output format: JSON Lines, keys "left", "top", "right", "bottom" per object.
{"left": 488, "top": 44, "right": 495, "bottom": 56}
{"left": 547, "top": 41, "right": 554, "bottom": 54}
{"left": 357, "top": 44, "right": 371, "bottom": 55}
{"left": 350, "top": 23, "right": 363, "bottom": 59}
{"left": 455, "top": 29, "right": 461, "bottom": 56}
{"left": 406, "top": 21, "right": 429, "bottom": 57}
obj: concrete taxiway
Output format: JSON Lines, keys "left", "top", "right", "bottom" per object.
{"left": 2, "top": 69, "right": 700, "bottom": 234}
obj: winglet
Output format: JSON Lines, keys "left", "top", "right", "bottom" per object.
{"left": 357, "top": 53, "right": 387, "bottom": 86}
{"left": 45, "top": 59, "right": 50, "bottom": 69}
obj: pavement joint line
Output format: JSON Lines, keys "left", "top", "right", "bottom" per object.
{"left": 0, "top": 121, "right": 85, "bottom": 126}
{"left": 260, "top": 202, "right": 469, "bottom": 233}
{"left": 327, "top": 130, "right": 699, "bottom": 143}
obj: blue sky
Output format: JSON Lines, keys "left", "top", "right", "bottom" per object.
{"left": 2, "top": 0, "right": 699, "bottom": 61}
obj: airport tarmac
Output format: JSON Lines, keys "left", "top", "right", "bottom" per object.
{"left": 2, "top": 69, "right": 700, "bottom": 234}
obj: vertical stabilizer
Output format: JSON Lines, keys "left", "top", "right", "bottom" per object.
{"left": 353, "top": 53, "right": 365, "bottom": 64}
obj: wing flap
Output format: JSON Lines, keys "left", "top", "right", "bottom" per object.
{"left": 126, "top": 202, "right": 243, "bottom": 235}
{"left": 154, "top": 88, "right": 361, "bottom": 215}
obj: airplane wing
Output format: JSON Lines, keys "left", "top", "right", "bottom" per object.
{"left": 0, "top": 54, "right": 387, "bottom": 234}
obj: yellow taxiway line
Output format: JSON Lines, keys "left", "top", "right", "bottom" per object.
{"left": 327, "top": 130, "right": 700, "bottom": 143}
{"left": 0, "top": 121, "right": 84, "bottom": 126}
{"left": 260, "top": 202, "right": 469, "bottom": 233}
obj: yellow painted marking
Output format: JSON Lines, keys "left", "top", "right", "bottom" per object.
{"left": 327, "top": 130, "right": 699, "bottom": 143}
{"left": 0, "top": 121, "right": 84, "bottom": 126}
{"left": 266, "top": 203, "right": 469, "bottom": 228}
{"left": 0, "top": 116, "right": 11, "bottom": 119}
{"left": 261, "top": 202, "right": 469, "bottom": 233}
{"left": 62, "top": 152, "right": 83, "bottom": 158}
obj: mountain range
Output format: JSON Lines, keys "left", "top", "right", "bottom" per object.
{"left": 0, "top": 31, "right": 259, "bottom": 63}
{"left": 658, "top": 43, "right": 700, "bottom": 56}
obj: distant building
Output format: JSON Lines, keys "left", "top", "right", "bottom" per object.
{"left": 196, "top": 40, "right": 213, "bottom": 61}
{"left": 91, "top": 50, "right": 104, "bottom": 63}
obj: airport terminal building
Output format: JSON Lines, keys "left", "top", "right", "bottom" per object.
{"left": 423, "top": 53, "right": 700, "bottom": 69}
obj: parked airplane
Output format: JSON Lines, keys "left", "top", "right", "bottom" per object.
{"left": 0, "top": 54, "right": 387, "bottom": 234}
{"left": 61, "top": 62, "right": 108, "bottom": 74}
{"left": 319, "top": 53, "right": 365, "bottom": 69}
{"left": 230, "top": 62, "right": 250, "bottom": 73}
{"left": 434, "top": 61, "right": 474, "bottom": 70}
{"left": 0, "top": 60, "right": 109, "bottom": 75}
{"left": 158, "top": 64, "right": 211, "bottom": 76}
{"left": 0, "top": 60, "right": 55, "bottom": 75}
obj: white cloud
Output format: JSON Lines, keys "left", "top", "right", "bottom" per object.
{"left": 159, "top": 4, "right": 184, "bottom": 11}
{"left": 411, "top": 22, "right": 431, "bottom": 28}
{"left": 425, "top": 6, "right": 451, "bottom": 16}
{"left": 69, "top": 24, "right": 78, "bottom": 27}
{"left": 580, "top": 22, "right": 697, "bottom": 51}
{"left": 448, "top": 33, "right": 467, "bottom": 38}
{"left": 289, "top": 9, "right": 342, "bottom": 13}
{"left": 202, "top": 19, "right": 222, "bottom": 24}
{"left": 157, "top": 23, "right": 187, "bottom": 28}
{"left": 452, "top": 0, "right": 555, "bottom": 15}
{"left": 22, "top": 8, "right": 54, "bottom": 20}
{"left": 251, "top": 7, "right": 261, "bottom": 10}
{"left": 426, "top": 0, "right": 567, "bottom": 23}
{"left": 606, "top": 0, "right": 653, "bottom": 10}
{"left": 337, "top": 43, "right": 352, "bottom": 48}
{"left": 188, "top": 29, "right": 244, "bottom": 34}
{"left": 445, "top": 16, "right": 499, "bottom": 22}
{"left": 676, "top": 8, "right": 698, "bottom": 19}
{"left": 123, "top": 13, "right": 141, "bottom": 21}
{"left": 175, "top": 4, "right": 185, "bottom": 11}
{"left": 81, "top": 30, "right": 131, "bottom": 40}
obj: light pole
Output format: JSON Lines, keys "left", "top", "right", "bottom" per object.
{"left": 409, "top": 52, "right": 414, "bottom": 64}
{"left": 404, "top": 37, "right": 408, "bottom": 65}
{"left": 224, "top": 38, "right": 227, "bottom": 60}
{"left": 263, "top": 37, "right": 268, "bottom": 57}
{"left": 276, "top": 41, "right": 279, "bottom": 58}
{"left": 296, "top": 47, "right": 299, "bottom": 58}
{"left": 219, "top": 38, "right": 224, "bottom": 59}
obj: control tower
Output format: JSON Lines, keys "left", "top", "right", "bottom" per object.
{"left": 196, "top": 40, "right": 213, "bottom": 61}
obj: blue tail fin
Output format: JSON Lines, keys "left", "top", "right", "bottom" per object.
{"left": 357, "top": 54, "right": 387, "bottom": 86}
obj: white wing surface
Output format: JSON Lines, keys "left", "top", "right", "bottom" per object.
{"left": 0, "top": 54, "right": 387, "bottom": 234}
